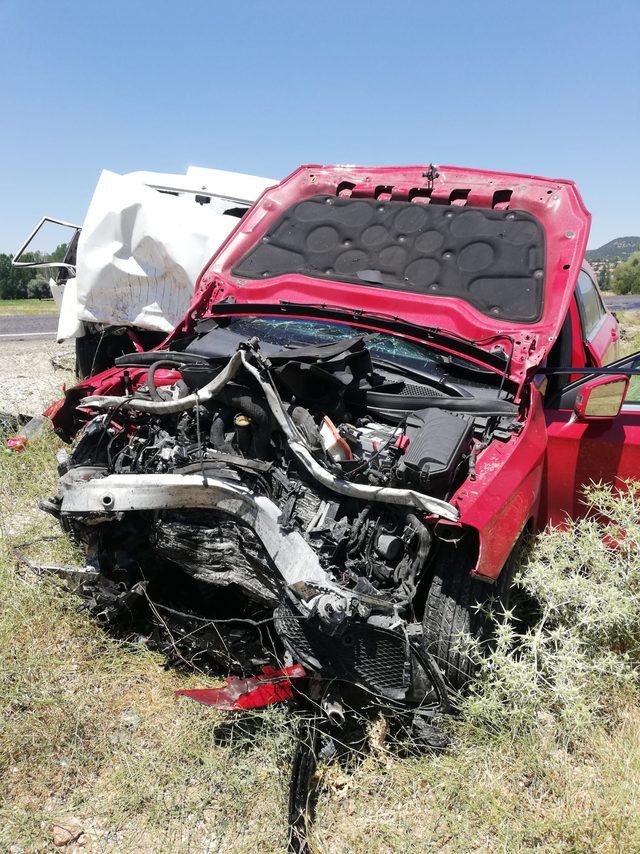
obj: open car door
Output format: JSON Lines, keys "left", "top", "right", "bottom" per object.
{"left": 541, "top": 351, "right": 640, "bottom": 526}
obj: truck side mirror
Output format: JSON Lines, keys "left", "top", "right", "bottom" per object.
{"left": 574, "top": 374, "right": 629, "bottom": 420}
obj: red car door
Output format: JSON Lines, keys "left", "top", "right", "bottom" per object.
{"left": 575, "top": 266, "right": 620, "bottom": 366}
{"left": 541, "top": 350, "right": 640, "bottom": 526}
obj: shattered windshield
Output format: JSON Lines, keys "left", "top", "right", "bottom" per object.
{"left": 220, "top": 316, "right": 447, "bottom": 372}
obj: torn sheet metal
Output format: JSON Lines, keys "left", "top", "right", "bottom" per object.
{"left": 74, "top": 169, "right": 274, "bottom": 336}
{"left": 58, "top": 471, "right": 333, "bottom": 589}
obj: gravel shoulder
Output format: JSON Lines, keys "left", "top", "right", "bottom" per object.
{"left": 0, "top": 339, "right": 74, "bottom": 416}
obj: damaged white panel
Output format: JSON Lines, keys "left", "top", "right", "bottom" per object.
{"left": 75, "top": 169, "right": 274, "bottom": 334}
{"left": 50, "top": 277, "right": 84, "bottom": 340}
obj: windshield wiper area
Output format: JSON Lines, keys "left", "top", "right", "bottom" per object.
{"left": 370, "top": 358, "right": 450, "bottom": 389}
{"left": 206, "top": 302, "right": 511, "bottom": 374}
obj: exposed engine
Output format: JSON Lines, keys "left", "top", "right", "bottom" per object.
{"left": 46, "top": 320, "right": 519, "bottom": 707}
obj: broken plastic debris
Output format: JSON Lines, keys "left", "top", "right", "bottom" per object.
{"left": 4, "top": 416, "right": 49, "bottom": 452}
{"left": 5, "top": 436, "right": 28, "bottom": 452}
{"left": 176, "top": 664, "right": 307, "bottom": 710}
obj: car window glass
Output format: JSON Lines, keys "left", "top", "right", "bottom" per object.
{"left": 575, "top": 271, "right": 606, "bottom": 338}
{"left": 222, "top": 316, "right": 447, "bottom": 372}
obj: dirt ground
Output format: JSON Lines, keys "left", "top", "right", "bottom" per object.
{"left": 0, "top": 339, "right": 74, "bottom": 417}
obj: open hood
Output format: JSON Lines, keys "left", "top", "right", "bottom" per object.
{"left": 188, "top": 164, "right": 591, "bottom": 384}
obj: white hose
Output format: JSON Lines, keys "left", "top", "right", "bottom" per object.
{"left": 80, "top": 350, "right": 244, "bottom": 415}
{"left": 289, "top": 441, "right": 459, "bottom": 521}
{"left": 80, "top": 346, "right": 460, "bottom": 522}
{"left": 239, "top": 351, "right": 460, "bottom": 521}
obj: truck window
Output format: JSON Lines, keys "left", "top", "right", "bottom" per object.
{"left": 575, "top": 270, "right": 606, "bottom": 340}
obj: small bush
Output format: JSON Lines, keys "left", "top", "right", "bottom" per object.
{"left": 460, "top": 481, "right": 640, "bottom": 742}
{"left": 612, "top": 251, "right": 640, "bottom": 295}
{"left": 26, "top": 277, "right": 51, "bottom": 299}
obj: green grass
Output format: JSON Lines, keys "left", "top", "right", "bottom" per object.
{"left": 0, "top": 432, "right": 295, "bottom": 851}
{"left": 2, "top": 434, "right": 639, "bottom": 851}
{"left": 0, "top": 298, "right": 58, "bottom": 316}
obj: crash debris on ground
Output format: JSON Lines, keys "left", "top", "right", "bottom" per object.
{"left": 19, "top": 161, "right": 640, "bottom": 849}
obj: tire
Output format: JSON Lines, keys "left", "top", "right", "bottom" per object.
{"left": 422, "top": 543, "right": 516, "bottom": 693}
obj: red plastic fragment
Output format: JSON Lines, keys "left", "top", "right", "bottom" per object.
{"left": 394, "top": 434, "right": 410, "bottom": 452}
{"left": 6, "top": 436, "right": 28, "bottom": 452}
{"left": 175, "top": 664, "right": 307, "bottom": 710}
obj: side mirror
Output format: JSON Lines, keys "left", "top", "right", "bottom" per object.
{"left": 574, "top": 374, "right": 629, "bottom": 420}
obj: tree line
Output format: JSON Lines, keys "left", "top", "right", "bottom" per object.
{"left": 0, "top": 244, "right": 68, "bottom": 300}
{"left": 609, "top": 252, "right": 640, "bottom": 295}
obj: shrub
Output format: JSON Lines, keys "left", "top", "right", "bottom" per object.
{"left": 26, "top": 277, "right": 51, "bottom": 299}
{"left": 460, "top": 481, "right": 640, "bottom": 742}
{"left": 612, "top": 251, "right": 640, "bottom": 295}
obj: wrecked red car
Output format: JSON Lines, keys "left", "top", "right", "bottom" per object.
{"left": 43, "top": 163, "right": 640, "bottom": 705}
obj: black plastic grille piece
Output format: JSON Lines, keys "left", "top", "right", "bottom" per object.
{"left": 274, "top": 604, "right": 411, "bottom": 701}
{"left": 399, "top": 382, "right": 447, "bottom": 398}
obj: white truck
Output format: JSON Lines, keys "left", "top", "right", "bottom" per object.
{"left": 13, "top": 165, "right": 275, "bottom": 375}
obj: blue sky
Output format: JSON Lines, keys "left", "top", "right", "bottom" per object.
{"left": 1, "top": 0, "right": 638, "bottom": 251}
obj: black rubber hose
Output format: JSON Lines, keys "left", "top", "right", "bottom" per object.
{"left": 146, "top": 359, "right": 186, "bottom": 401}
{"left": 220, "top": 390, "right": 271, "bottom": 425}
{"left": 209, "top": 411, "right": 234, "bottom": 453}
{"left": 220, "top": 390, "right": 274, "bottom": 456}
{"left": 404, "top": 513, "right": 432, "bottom": 593}
{"left": 289, "top": 405, "right": 322, "bottom": 451}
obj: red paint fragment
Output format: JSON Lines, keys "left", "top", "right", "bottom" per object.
{"left": 6, "top": 436, "right": 28, "bottom": 452}
{"left": 175, "top": 664, "right": 307, "bottom": 710}
{"left": 394, "top": 434, "right": 410, "bottom": 452}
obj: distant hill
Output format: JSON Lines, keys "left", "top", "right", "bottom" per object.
{"left": 586, "top": 237, "right": 640, "bottom": 262}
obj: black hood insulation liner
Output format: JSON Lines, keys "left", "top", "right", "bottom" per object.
{"left": 233, "top": 195, "right": 546, "bottom": 323}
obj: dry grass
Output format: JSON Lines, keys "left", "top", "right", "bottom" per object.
{"left": 2, "top": 316, "right": 640, "bottom": 851}
{"left": 617, "top": 309, "right": 640, "bottom": 358}
{"left": 313, "top": 708, "right": 640, "bottom": 852}
{"left": 0, "top": 433, "right": 295, "bottom": 851}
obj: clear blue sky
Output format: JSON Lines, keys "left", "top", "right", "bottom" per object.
{"left": 1, "top": 0, "right": 638, "bottom": 251}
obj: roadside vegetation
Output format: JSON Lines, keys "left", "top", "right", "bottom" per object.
{"left": 617, "top": 308, "right": 640, "bottom": 357}
{"left": 0, "top": 244, "right": 67, "bottom": 301}
{"left": 0, "top": 297, "right": 57, "bottom": 316}
{"left": 1, "top": 320, "right": 640, "bottom": 852}
{"left": 611, "top": 250, "right": 640, "bottom": 295}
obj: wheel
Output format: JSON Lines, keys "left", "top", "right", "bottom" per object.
{"left": 422, "top": 542, "right": 517, "bottom": 693}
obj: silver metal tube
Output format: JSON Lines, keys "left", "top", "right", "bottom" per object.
{"left": 80, "top": 350, "right": 244, "bottom": 415}
{"left": 239, "top": 350, "right": 460, "bottom": 522}
{"left": 289, "top": 440, "right": 459, "bottom": 522}
{"left": 238, "top": 351, "right": 300, "bottom": 438}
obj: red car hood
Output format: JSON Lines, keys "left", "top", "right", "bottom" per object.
{"left": 188, "top": 164, "right": 590, "bottom": 385}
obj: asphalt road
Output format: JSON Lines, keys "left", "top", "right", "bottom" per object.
{"left": 1, "top": 294, "right": 639, "bottom": 343}
{"left": 0, "top": 313, "right": 58, "bottom": 341}
{"left": 602, "top": 295, "right": 640, "bottom": 311}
